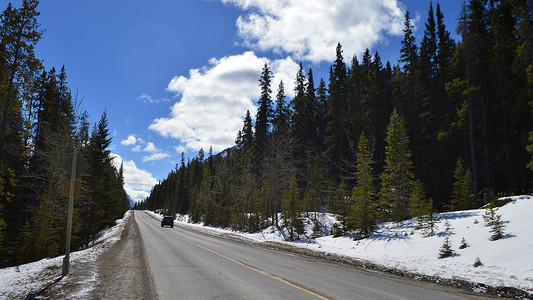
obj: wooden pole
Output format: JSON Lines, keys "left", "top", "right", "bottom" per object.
{"left": 62, "top": 149, "right": 78, "bottom": 276}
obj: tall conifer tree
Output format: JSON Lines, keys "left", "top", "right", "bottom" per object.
{"left": 324, "top": 43, "right": 348, "bottom": 179}
{"left": 379, "top": 109, "right": 414, "bottom": 223}
{"left": 253, "top": 63, "right": 273, "bottom": 175}
{"left": 350, "top": 132, "right": 375, "bottom": 237}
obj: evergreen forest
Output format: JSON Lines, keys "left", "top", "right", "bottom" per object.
{"left": 137, "top": 0, "right": 533, "bottom": 240}
{"left": 0, "top": 1, "right": 129, "bottom": 267}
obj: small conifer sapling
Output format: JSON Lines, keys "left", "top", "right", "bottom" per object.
{"left": 459, "top": 237, "right": 468, "bottom": 249}
{"left": 474, "top": 257, "right": 483, "bottom": 267}
{"left": 439, "top": 237, "right": 454, "bottom": 258}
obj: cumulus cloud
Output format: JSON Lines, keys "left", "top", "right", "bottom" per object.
{"left": 143, "top": 142, "right": 158, "bottom": 152}
{"left": 121, "top": 136, "right": 169, "bottom": 161}
{"left": 149, "top": 51, "right": 299, "bottom": 152}
{"left": 220, "top": 0, "right": 405, "bottom": 62}
{"left": 138, "top": 141, "right": 170, "bottom": 162}
{"left": 121, "top": 135, "right": 138, "bottom": 146}
{"left": 143, "top": 152, "right": 171, "bottom": 163}
{"left": 111, "top": 153, "right": 158, "bottom": 203}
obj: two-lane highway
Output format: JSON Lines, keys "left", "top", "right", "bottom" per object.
{"left": 134, "top": 211, "right": 484, "bottom": 299}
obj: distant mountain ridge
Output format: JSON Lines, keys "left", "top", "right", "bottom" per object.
{"left": 128, "top": 195, "right": 136, "bottom": 208}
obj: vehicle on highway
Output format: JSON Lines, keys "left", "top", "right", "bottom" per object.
{"left": 161, "top": 216, "right": 174, "bottom": 228}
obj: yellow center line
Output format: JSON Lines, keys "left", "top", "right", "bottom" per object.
{"left": 175, "top": 233, "right": 331, "bottom": 300}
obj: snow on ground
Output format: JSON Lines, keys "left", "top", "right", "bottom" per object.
{"left": 159, "top": 195, "right": 533, "bottom": 294}
{"left": 0, "top": 211, "right": 131, "bottom": 299}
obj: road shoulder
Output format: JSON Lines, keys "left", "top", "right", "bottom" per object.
{"left": 90, "top": 211, "right": 157, "bottom": 299}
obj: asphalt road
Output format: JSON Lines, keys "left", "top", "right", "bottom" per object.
{"left": 135, "top": 211, "right": 486, "bottom": 300}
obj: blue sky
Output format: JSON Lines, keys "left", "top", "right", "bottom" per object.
{"left": 23, "top": 0, "right": 461, "bottom": 202}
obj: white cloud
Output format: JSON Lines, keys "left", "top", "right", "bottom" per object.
{"left": 121, "top": 135, "right": 138, "bottom": 146}
{"left": 174, "top": 145, "right": 187, "bottom": 154}
{"left": 137, "top": 93, "right": 170, "bottom": 104}
{"left": 149, "top": 51, "right": 299, "bottom": 152}
{"left": 221, "top": 0, "right": 405, "bottom": 62}
{"left": 111, "top": 153, "right": 158, "bottom": 203}
{"left": 133, "top": 141, "right": 170, "bottom": 162}
{"left": 143, "top": 142, "right": 158, "bottom": 152}
{"left": 142, "top": 152, "right": 171, "bottom": 163}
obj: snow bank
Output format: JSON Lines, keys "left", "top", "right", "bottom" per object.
{"left": 173, "top": 195, "right": 533, "bottom": 293}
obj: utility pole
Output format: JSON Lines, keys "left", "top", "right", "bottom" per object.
{"left": 62, "top": 149, "right": 78, "bottom": 276}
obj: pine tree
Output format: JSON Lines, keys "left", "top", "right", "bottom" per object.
{"left": 253, "top": 63, "right": 273, "bottom": 174}
{"left": 81, "top": 111, "right": 127, "bottom": 242}
{"left": 315, "top": 78, "right": 328, "bottom": 153}
{"left": 439, "top": 237, "right": 454, "bottom": 258}
{"left": 324, "top": 43, "right": 349, "bottom": 179}
{"left": 0, "top": 0, "right": 42, "bottom": 157}
{"left": 305, "top": 153, "right": 327, "bottom": 219}
{"left": 409, "top": 180, "right": 427, "bottom": 228}
{"left": 333, "top": 180, "right": 351, "bottom": 235}
{"left": 281, "top": 174, "right": 304, "bottom": 241}
{"left": 379, "top": 109, "right": 414, "bottom": 223}
{"left": 292, "top": 63, "right": 308, "bottom": 149}
{"left": 19, "top": 66, "right": 77, "bottom": 264}
{"left": 400, "top": 10, "right": 418, "bottom": 74}
{"left": 0, "top": 0, "right": 43, "bottom": 264}
{"left": 435, "top": 3, "right": 455, "bottom": 86}
{"left": 273, "top": 80, "right": 289, "bottom": 138}
{"left": 450, "top": 157, "right": 478, "bottom": 211}
{"left": 459, "top": 237, "right": 468, "bottom": 249}
{"left": 420, "top": 198, "right": 439, "bottom": 237}
{"left": 482, "top": 203, "right": 505, "bottom": 241}
{"left": 473, "top": 257, "right": 483, "bottom": 267}
{"left": 419, "top": 2, "right": 437, "bottom": 83}
{"left": 350, "top": 132, "right": 376, "bottom": 237}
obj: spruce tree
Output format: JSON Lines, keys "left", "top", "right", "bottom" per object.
{"left": 350, "top": 132, "right": 376, "bottom": 237}
{"left": 409, "top": 180, "right": 427, "bottom": 228}
{"left": 379, "top": 109, "right": 414, "bottom": 223}
{"left": 0, "top": 0, "right": 43, "bottom": 264}
{"left": 420, "top": 198, "right": 439, "bottom": 237}
{"left": 482, "top": 203, "right": 505, "bottom": 241}
{"left": 281, "top": 174, "right": 304, "bottom": 241}
{"left": 315, "top": 78, "right": 328, "bottom": 153}
{"left": 450, "top": 157, "right": 478, "bottom": 211}
{"left": 399, "top": 11, "right": 418, "bottom": 77}
{"left": 439, "top": 237, "right": 454, "bottom": 258}
{"left": 292, "top": 63, "right": 309, "bottom": 152}
{"left": 435, "top": 3, "right": 455, "bottom": 86}
{"left": 253, "top": 63, "right": 273, "bottom": 174}
{"left": 0, "top": 0, "right": 42, "bottom": 157}
{"left": 305, "top": 153, "right": 327, "bottom": 219}
{"left": 334, "top": 180, "right": 351, "bottom": 235}
{"left": 273, "top": 80, "right": 289, "bottom": 138}
{"left": 81, "top": 112, "right": 128, "bottom": 241}
{"left": 459, "top": 237, "right": 468, "bottom": 249}
{"left": 324, "top": 43, "right": 349, "bottom": 179}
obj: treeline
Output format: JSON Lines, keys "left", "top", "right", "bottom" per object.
{"left": 0, "top": 0, "right": 129, "bottom": 267}
{"left": 138, "top": 0, "right": 533, "bottom": 239}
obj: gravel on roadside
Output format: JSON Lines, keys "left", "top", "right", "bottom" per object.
{"left": 43, "top": 212, "right": 157, "bottom": 299}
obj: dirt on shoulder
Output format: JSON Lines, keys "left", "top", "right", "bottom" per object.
{"left": 90, "top": 211, "right": 157, "bottom": 299}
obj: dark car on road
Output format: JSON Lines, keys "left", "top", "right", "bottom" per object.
{"left": 161, "top": 216, "right": 174, "bottom": 228}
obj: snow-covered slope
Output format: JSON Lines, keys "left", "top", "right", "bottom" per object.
{"left": 304, "top": 195, "right": 533, "bottom": 292}
{"left": 169, "top": 195, "right": 533, "bottom": 294}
